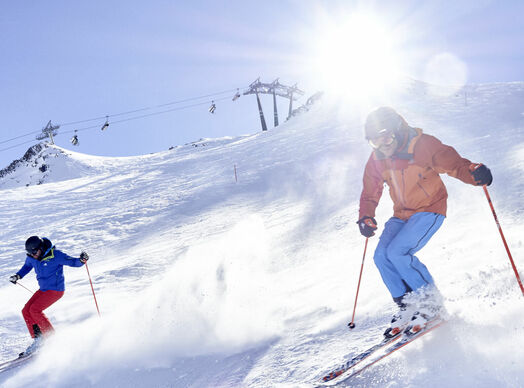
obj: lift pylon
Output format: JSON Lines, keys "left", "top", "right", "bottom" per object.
{"left": 243, "top": 78, "right": 304, "bottom": 131}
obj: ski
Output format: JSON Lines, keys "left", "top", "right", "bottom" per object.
{"left": 320, "top": 333, "right": 401, "bottom": 384}
{"left": 0, "top": 352, "right": 35, "bottom": 373}
{"left": 334, "top": 319, "right": 446, "bottom": 384}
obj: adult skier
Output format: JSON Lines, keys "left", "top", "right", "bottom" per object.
{"left": 357, "top": 107, "right": 492, "bottom": 337}
{"left": 9, "top": 236, "right": 89, "bottom": 355}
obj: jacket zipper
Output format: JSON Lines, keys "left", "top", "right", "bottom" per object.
{"left": 389, "top": 169, "right": 405, "bottom": 208}
{"left": 400, "top": 169, "right": 407, "bottom": 206}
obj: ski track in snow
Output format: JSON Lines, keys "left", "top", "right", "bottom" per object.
{"left": 0, "top": 80, "right": 523, "bottom": 387}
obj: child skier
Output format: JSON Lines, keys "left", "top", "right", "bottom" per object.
{"left": 9, "top": 236, "right": 89, "bottom": 355}
{"left": 357, "top": 107, "right": 492, "bottom": 337}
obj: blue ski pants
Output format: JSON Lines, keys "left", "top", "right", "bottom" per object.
{"left": 373, "top": 212, "right": 445, "bottom": 299}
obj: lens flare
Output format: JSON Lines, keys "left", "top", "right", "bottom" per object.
{"left": 307, "top": 12, "right": 403, "bottom": 100}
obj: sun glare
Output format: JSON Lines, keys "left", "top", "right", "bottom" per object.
{"left": 309, "top": 13, "right": 403, "bottom": 99}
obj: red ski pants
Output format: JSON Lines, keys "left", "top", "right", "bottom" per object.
{"left": 22, "top": 289, "right": 64, "bottom": 338}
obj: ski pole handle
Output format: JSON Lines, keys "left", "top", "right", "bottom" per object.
{"left": 482, "top": 185, "right": 524, "bottom": 297}
{"left": 348, "top": 238, "right": 369, "bottom": 329}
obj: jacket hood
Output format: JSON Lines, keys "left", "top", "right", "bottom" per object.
{"left": 40, "top": 237, "right": 54, "bottom": 260}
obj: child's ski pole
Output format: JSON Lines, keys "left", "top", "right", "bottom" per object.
{"left": 85, "top": 263, "right": 101, "bottom": 317}
{"left": 17, "top": 281, "right": 34, "bottom": 294}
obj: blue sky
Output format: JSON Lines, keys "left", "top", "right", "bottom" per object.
{"left": 1, "top": 0, "right": 523, "bottom": 169}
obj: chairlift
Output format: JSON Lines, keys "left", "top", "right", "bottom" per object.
{"left": 101, "top": 116, "right": 109, "bottom": 131}
{"left": 70, "top": 129, "right": 79, "bottom": 146}
{"left": 232, "top": 89, "right": 241, "bottom": 101}
{"left": 71, "top": 134, "right": 79, "bottom": 146}
{"left": 209, "top": 101, "right": 216, "bottom": 114}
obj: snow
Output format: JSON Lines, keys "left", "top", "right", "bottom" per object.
{"left": 1, "top": 80, "right": 524, "bottom": 387}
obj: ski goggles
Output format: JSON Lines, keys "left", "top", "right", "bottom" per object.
{"left": 26, "top": 247, "right": 42, "bottom": 255}
{"left": 368, "top": 130, "right": 396, "bottom": 149}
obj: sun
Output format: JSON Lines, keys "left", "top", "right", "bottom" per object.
{"left": 307, "top": 12, "right": 403, "bottom": 99}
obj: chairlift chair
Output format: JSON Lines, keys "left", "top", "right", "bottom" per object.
{"left": 71, "top": 135, "right": 79, "bottom": 146}
{"left": 232, "top": 89, "right": 241, "bottom": 101}
{"left": 209, "top": 101, "right": 216, "bottom": 114}
{"left": 101, "top": 116, "right": 109, "bottom": 131}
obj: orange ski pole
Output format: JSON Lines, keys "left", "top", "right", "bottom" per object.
{"left": 483, "top": 185, "right": 524, "bottom": 297}
{"left": 348, "top": 238, "right": 369, "bottom": 329}
{"left": 85, "top": 263, "right": 101, "bottom": 317}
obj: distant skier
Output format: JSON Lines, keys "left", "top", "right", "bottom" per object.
{"left": 9, "top": 236, "right": 89, "bottom": 355}
{"left": 357, "top": 107, "right": 492, "bottom": 337}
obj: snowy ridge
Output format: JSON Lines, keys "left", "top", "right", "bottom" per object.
{"left": 0, "top": 135, "right": 255, "bottom": 190}
{"left": 0, "top": 144, "right": 101, "bottom": 189}
{"left": 0, "top": 81, "right": 523, "bottom": 387}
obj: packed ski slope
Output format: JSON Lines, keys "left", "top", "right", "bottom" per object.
{"left": 0, "top": 80, "right": 523, "bottom": 387}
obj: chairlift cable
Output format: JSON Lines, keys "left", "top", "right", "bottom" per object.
{"left": 0, "top": 130, "right": 42, "bottom": 145}
{"left": 0, "top": 139, "right": 39, "bottom": 153}
{"left": 59, "top": 96, "right": 231, "bottom": 135}
{"left": 0, "top": 96, "right": 231, "bottom": 152}
{"left": 58, "top": 87, "right": 243, "bottom": 127}
{"left": 0, "top": 86, "right": 246, "bottom": 146}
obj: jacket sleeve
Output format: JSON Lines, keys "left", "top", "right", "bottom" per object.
{"left": 359, "top": 154, "right": 384, "bottom": 219}
{"left": 415, "top": 135, "right": 477, "bottom": 185}
{"left": 16, "top": 257, "right": 34, "bottom": 278}
{"left": 54, "top": 250, "right": 85, "bottom": 268}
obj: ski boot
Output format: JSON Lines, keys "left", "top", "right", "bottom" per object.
{"left": 404, "top": 306, "right": 442, "bottom": 335}
{"left": 18, "top": 324, "right": 43, "bottom": 358}
{"left": 384, "top": 305, "right": 414, "bottom": 338}
{"left": 18, "top": 336, "right": 42, "bottom": 358}
{"left": 403, "top": 285, "right": 444, "bottom": 335}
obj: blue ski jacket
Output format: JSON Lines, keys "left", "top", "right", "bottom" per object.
{"left": 16, "top": 238, "right": 84, "bottom": 292}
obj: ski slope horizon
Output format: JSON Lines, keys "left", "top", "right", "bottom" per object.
{"left": 1, "top": 79, "right": 524, "bottom": 387}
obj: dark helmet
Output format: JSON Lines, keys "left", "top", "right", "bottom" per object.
{"left": 364, "top": 107, "right": 407, "bottom": 140}
{"left": 25, "top": 236, "right": 44, "bottom": 255}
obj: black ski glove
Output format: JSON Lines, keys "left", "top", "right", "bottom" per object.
{"left": 9, "top": 274, "right": 21, "bottom": 284}
{"left": 470, "top": 163, "right": 493, "bottom": 186}
{"left": 79, "top": 251, "right": 89, "bottom": 264}
{"left": 357, "top": 216, "right": 378, "bottom": 237}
